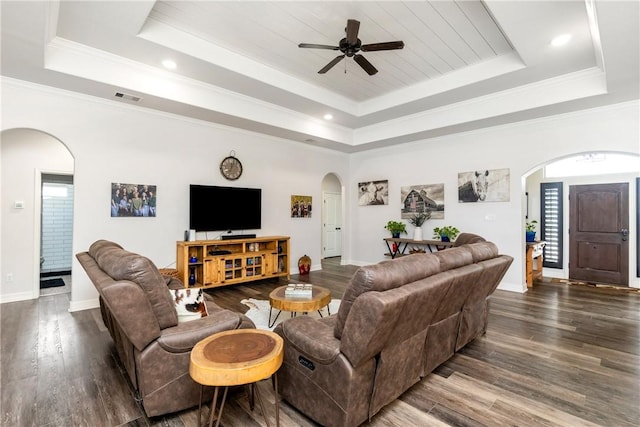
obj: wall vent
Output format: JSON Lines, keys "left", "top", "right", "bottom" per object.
{"left": 114, "top": 92, "right": 141, "bottom": 102}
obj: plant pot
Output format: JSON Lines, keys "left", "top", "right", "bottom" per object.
{"left": 391, "top": 232, "right": 401, "bottom": 238}
{"left": 526, "top": 231, "right": 536, "bottom": 242}
{"left": 440, "top": 235, "right": 450, "bottom": 242}
{"left": 413, "top": 227, "right": 423, "bottom": 241}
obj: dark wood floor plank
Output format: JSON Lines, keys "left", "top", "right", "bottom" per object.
{"left": 1, "top": 261, "right": 638, "bottom": 426}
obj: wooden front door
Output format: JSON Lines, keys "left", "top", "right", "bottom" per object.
{"left": 569, "top": 183, "right": 629, "bottom": 286}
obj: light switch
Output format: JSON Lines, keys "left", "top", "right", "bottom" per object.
{"left": 14, "top": 201, "right": 25, "bottom": 209}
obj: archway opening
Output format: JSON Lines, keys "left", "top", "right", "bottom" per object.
{"left": 523, "top": 151, "right": 639, "bottom": 289}
{"left": 1, "top": 128, "right": 75, "bottom": 302}
{"left": 321, "top": 173, "right": 344, "bottom": 264}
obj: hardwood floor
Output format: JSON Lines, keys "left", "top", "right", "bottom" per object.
{"left": 1, "top": 259, "right": 638, "bottom": 426}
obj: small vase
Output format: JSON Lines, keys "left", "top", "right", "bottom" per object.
{"left": 413, "top": 227, "right": 423, "bottom": 241}
{"left": 189, "top": 267, "right": 196, "bottom": 286}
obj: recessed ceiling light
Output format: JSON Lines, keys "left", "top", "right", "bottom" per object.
{"left": 162, "top": 59, "right": 177, "bottom": 70}
{"left": 551, "top": 34, "right": 572, "bottom": 47}
{"left": 323, "top": 113, "right": 333, "bottom": 120}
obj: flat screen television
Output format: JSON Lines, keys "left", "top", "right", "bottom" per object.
{"left": 189, "top": 185, "right": 261, "bottom": 232}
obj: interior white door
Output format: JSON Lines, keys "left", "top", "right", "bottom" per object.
{"left": 322, "top": 192, "right": 342, "bottom": 258}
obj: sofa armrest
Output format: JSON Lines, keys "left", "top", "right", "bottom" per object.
{"left": 156, "top": 309, "right": 248, "bottom": 353}
{"left": 276, "top": 316, "right": 341, "bottom": 364}
{"left": 101, "top": 282, "right": 161, "bottom": 352}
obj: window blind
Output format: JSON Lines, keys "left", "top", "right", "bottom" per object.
{"left": 540, "top": 182, "right": 563, "bottom": 268}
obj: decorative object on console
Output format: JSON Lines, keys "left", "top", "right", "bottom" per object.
{"left": 188, "top": 266, "right": 196, "bottom": 286}
{"left": 433, "top": 225, "right": 460, "bottom": 242}
{"left": 298, "top": 254, "right": 311, "bottom": 274}
{"left": 219, "top": 150, "right": 242, "bottom": 180}
{"left": 408, "top": 211, "right": 431, "bottom": 241}
{"left": 458, "top": 168, "right": 510, "bottom": 203}
{"left": 526, "top": 220, "right": 538, "bottom": 242}
{"left": 384, "top": 220, "right": 406, "bottom": 238}
{"left": 111, "top": 182, "right": 157, "bottom": 217}
{"left": 401, "top": 183, "right": 444, "bottom": 219}
{"left": 358, "top": 180, "right": 388, "bottom": 205}
{"left": 291, "top": 195, "right": 312, "bottom": 218}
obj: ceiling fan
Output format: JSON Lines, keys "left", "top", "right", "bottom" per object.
{"left": 298, "top": 19, "right": 404, "bottom": 76}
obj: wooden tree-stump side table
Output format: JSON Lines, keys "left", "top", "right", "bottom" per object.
{"left": 268, "top": 285, "right": 332, "bottom": 328}
{"left": 190, "top": 329, "right": 284, "bottom": 427}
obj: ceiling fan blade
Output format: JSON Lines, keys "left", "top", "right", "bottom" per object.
{"left": 318, "top": 55, "right": 346, "bottom": 74}
{"left": 346, "top": 19, "right": 360, "bottom": 45}
{"left": 361, "top": 41, "right": 405, "bottom": 51}
{"left": 298, "top": 43, "right": 340, "bottom": 50}
{"left": 353, "top": 54, "right": 378, "bottom": 75}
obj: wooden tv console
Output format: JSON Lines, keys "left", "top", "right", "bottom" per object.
{"left": 176, "top": 236, "right": 290, "bottom": 289}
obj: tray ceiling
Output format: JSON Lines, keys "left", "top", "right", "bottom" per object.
{"left": 1, "top": 1, "right": 638, "bottom": 152}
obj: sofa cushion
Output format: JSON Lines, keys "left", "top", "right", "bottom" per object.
{"left": 434, "top": 246, "right": 473, "bottom": 271}
{"left": 334, "top": 254, "right": 440, "bottom": 339}
{"left": 453, "top": 233, "right": 486, "bottom": 246}
{"left": 89, "top": 240, "right": 178, "bottom": 329}
{"left": 465, "top": 241, "right": 499, "bottom": 262}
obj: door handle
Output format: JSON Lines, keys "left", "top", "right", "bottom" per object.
{"left": 620, "top": 228, "right": 628, "bottom": 241}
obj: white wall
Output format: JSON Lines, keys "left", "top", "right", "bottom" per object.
{"left": 347, "top": 101, "right": 640, "bottom": 291}
{"left": 1, "top": 129, "right": 74, "bottom": 301}
{"left": 2, "top": 78, "right": 639, "bottom": 308}
{"left": 1, "top": 79, "right": 349, "bottom": 308}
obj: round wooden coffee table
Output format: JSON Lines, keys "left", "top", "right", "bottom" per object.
{"left": 190, "top": 329, "right": 284, "bottom": 427}
{"left": 268, "top": 285, "right": 332, "bottom": 328}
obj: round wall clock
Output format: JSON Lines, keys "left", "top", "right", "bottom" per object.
{"left": 220, "top": 153, "right": 242, "bottom": 180}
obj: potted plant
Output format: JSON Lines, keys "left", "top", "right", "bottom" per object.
{"left": 408, "top": 211, "right": 431, "bottom": 241}
{"left": 385, "top": 220, "right": 406, "bottom": 238}
{"left": 433, "top": 225, "right": 460, "bottom": 242}
{"left": 526, "top": 220, "right": 538, "bottom": 242}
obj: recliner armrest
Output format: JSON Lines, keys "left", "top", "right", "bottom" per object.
{"left": 277, "top": 316, "right": 341, "bottom": 364}
{"left": 157, "top": 309, "right": 248, "bottom": 353}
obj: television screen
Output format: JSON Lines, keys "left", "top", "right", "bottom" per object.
{"left": 189, "top": 185, "right": 261, "bottom": 231}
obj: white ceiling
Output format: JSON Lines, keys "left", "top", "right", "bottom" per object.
{"left": 1, "top": 1, "right": 638, "bottom": 152}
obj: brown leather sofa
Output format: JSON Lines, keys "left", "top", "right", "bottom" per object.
{"left": 76, "top": 240, "right": 254, "bottom": 417}
{"left": 274, "top": 233, "right": 512, "bottom": 426}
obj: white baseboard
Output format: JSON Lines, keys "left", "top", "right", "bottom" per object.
{"left": 0, "top": 291, "right": 37, "bottom": 304}
{"left": 497, "top": 281, "right": 527, "bottom": 293}
{"left": 69, "top": 298, "right": 99, "bottom": 312}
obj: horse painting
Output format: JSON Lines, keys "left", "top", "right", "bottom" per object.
{"left": 458, "top": 170, "right": 490, "bottom": 202}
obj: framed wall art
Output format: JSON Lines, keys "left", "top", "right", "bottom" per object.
{"left": 401, "top": 184, "right": 445, "bottom": 219}
{"left": 111, "top": 183, "right": 157, "bottom": 217}
{"left": 458, "top": 168, "right": 510, "bottom": 202}
{"left": 358, "top": 180, "right": 389, "bottom": 206}
{"left": 291, "top": 195, "right": 312, "bottom": 218}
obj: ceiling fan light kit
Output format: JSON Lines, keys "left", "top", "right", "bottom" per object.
{"left": 299, "top": 19, "right": 404, "bottom": 76}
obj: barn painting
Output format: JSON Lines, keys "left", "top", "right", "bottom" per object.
{"left": 401, "top": 184, "right": 445, "bottom": 220}
{"left": 458, "top": 168, "right": 510, "bottom": 202}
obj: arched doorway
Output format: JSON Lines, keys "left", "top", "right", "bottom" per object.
{"left": 0, "top": 129, "right": 74, "bottom": 302}
{"left": 523, "top": 151, "right": 639, "bottom": 288}
{"left": 321, "top": 173, "right": 344, "bottom": 262}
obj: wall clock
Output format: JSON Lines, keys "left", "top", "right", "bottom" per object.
{"left": 220, "top": 152, "right": 243, "bottom": 180}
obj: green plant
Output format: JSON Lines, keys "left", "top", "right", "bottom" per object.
{"left": 408, "top": 211, "right": 431, "bottom": 227}
{"left": 433, "top": 225, "right": 460, "bottom": 241}
{"left": 526, "top": 220, "right": 538, "bottom": 232}
{"left": 385, "top": 220, "right": 407, "bottom": 235}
